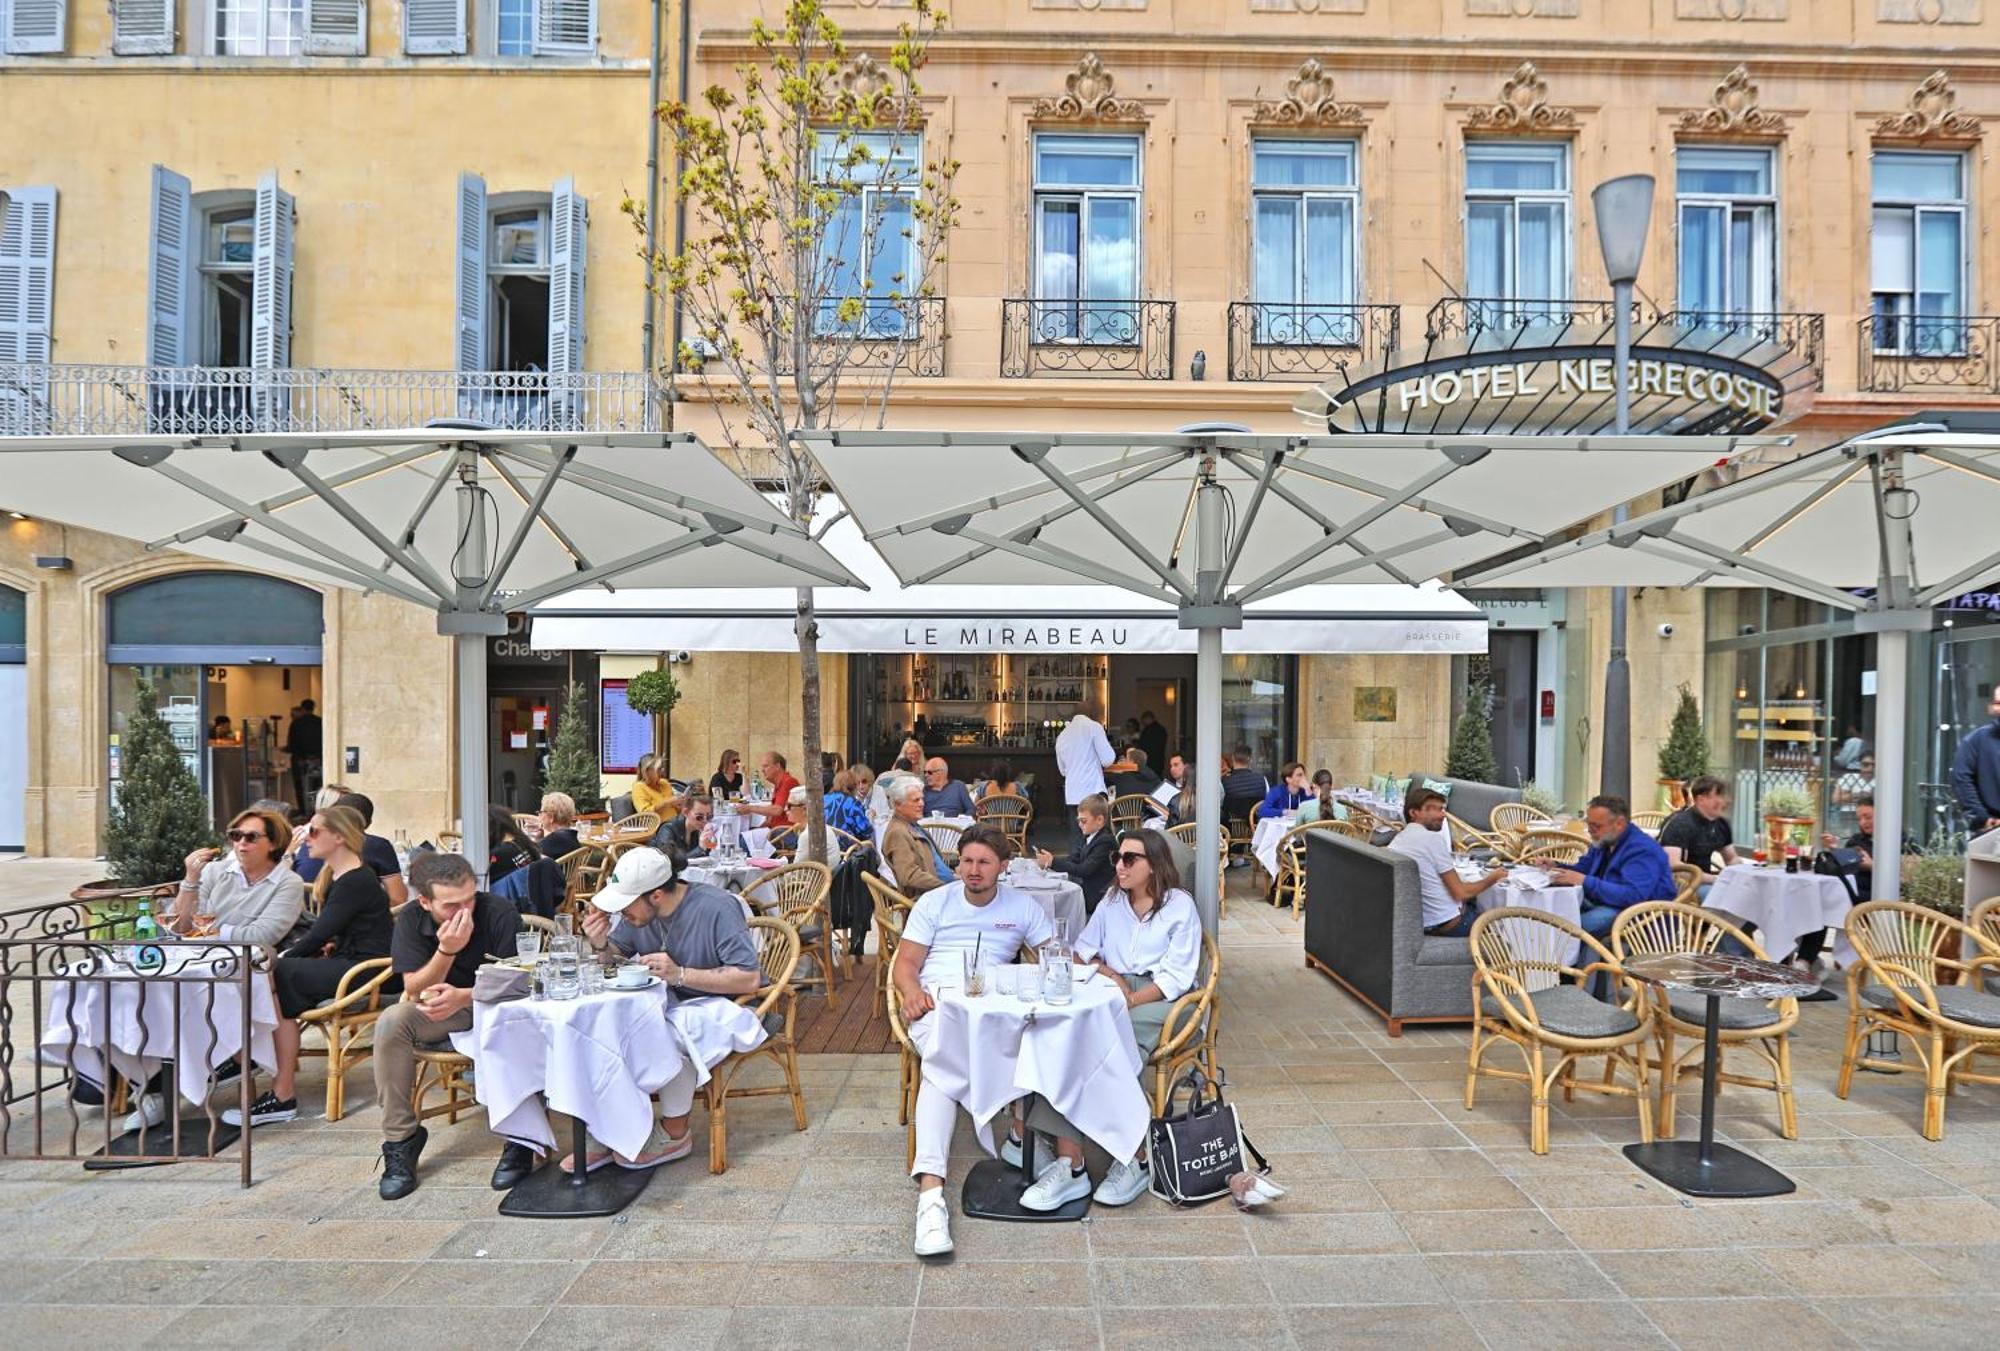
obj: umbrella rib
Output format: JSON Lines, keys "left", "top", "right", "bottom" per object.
{"left": 1232, "top": 457, "right": 1481, "bottom": 602}
{"left": 504, "top": 532, "right": 724, "bottom": 611}
{"left": 1217, "top": 446, "right": 1287, "bottom": 590}
{"left": 475, "top": 445, "right": 575, "bottom": 610}
{"left": 922, "top": 522, "right": 1176, "bottom": 600}
{"left": 150, "top": 443, "right": 443, "bottom": 552}
{"left": 279, "top": 461, "right": 460, "bottom": 602}
{"left": 1683, "top": 458, "right": 1869, "bottom": 588}
{"left": 1918, "top": 445, "right": 2000, "bottom": 488}
{"left": 1246, "top": 528, "right": 1467, "bottom": 598}
{"left": 229, "top": 535, "right": 441, "bottom": 608}
{"left": 880, "top": 446, "right": 1186, "bottom": 538}
{"left": 1915, "top": 545, "right": 2000, "bottom": 608}
{"left": 484, "top": 451, "right": 597, "bottom": 573}
{"left": 488, "top": 445, "right": 790, "bottom": 538}
{"left": 1277, "top": 456, "right": 1524, "bottom": 540}
{"left": 1653, "top": 535, "right": 1870, "bottom": 611}
{"left": 1019, "top": 447, "right": 1197, "bottom": 602}
{"left": 377, "top": 450, "right": 465, "bottom": 574}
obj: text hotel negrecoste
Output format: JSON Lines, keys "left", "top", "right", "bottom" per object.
{"left": 1393, "top": 356, "right": 1778, "bottom": 420}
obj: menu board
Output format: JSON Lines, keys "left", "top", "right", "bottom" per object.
{"left": 599, "top": 678, "right": 652, "bottom": 774}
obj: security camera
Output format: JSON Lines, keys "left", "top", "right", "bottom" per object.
{"left": 669, "top": 650, "right": 693, "bottom": 665}
{"left": 1656, "top": 623, "right": 1676, "bottom": 638}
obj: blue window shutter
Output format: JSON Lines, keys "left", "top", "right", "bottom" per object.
{"left": 147, "top": 166, "right": 194, "bottom": 368}
{"left": 455, "top": 172, "right": 488, "bottom": 371}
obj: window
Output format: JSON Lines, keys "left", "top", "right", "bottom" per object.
{"left": 489, "top": 203, "right": 551, "bottom": 371}
{"left": 496, "top": 0, "right": 532, "bottom": 53}
{"left": 147, "top": 167, "right": 293, "bottom": 373}
{"left": 1464, "top": 141, "right": 1570, "bottom": 325}
{"left": 454, "top": 174, "right": 587, "bottom": 424}
{"left": 1871, "top": 151, "right": 1967, "bottom": 355}
{"left": 1032, "top": 134, "right": 1142, "bottom": 344}
{"left": 212, "top": 0, "right": 305, "bottom": 54}
{"left": 814, "top": 131, "right": 921, "bottom": 338}
{"left": 480, "top": 0, "right": 593, "bottom": 56}
{"left": 1250, "top": 139, "right": 1359, "bottom": 344}
{"left": 1676, "top": 146, "right": 1777, "bottom": 323}
{"left": 199, "top": 202, "right": 257, "bottom": 367}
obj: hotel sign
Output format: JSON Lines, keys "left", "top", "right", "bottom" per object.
{"left": 1390, "top": 355, "right": 1779, "bottom": 423}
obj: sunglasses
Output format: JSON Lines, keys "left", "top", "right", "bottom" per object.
{"left": 306, "top": 824, "right": 330, "bottom": 839}
{"left": 1115, "top": 851, "right": 1148, "bottom": 866}
{"left": 226, "top": 829, "right": 266, "bottom": 843}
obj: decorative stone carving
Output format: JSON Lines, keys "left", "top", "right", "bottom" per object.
{"left": 1250, "top": 0, "right": 1365, "bottom": 11}
{"left": 1677, "top": 66, "right": 1788, "bottom": 136}
{"left": 1874, "top": 70, "right": 1982, "bottom": 141}
{"left": 1465, "top": 62, "right": 1577, "bottom": 132}
{"left": 1466, "top": 0, "right": 1578, "bottom": 15}
{"left": 1677, "top": 0, "right": 1788, "bottom": 17}
{"left": 1033, "top": 52, "right": 1148, "bottom": 124}
{"left": 1879, "top": 0, "right": 1979, "bottom": 24}
{"left": 1252, "top": 58, "right": 1368, "bottom": 128}
{"left": 1033, "top": 0, "right": 1146, "bottom": 10}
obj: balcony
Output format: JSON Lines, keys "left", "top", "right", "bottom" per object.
{"left": 1858, "top": 316, "right": 2000, "bottom": 395}
{"left": 999, "top": 299, "right": 1176, "bottom": 381}
{"left": 1426, "top": 296, "right": 1641, "bottom": 339}
{"left": 1226, "top": 302, "right": 1401, "bottom": 382}
{"left": 1659, "top": 310, "right": 1827, "bottom": 390}
{"left": 774, "top": 297, "right": 947, "bottom": 378}
{"left": 0, "top": 365, "right": 664, "bottom": 438}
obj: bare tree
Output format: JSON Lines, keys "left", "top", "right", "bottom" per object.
{"left": 629, "top": 0, "right": 958, "bottom": 862}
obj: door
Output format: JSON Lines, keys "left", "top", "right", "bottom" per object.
{"left": 1487, "top": 631, "right": 1538, "bottom": 788}
{"left": 0, "top": 665, "right": 24, "bottom": 850}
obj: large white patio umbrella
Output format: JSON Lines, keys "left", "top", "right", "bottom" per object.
{"left": 1452, "top": 410, "right": 2000, "bottom": 903}
{"left": 0, "top": 428, "right": 860, "bottom": 876}
{"left": 802, "top": 427, "right": 1779, "bottom": 933}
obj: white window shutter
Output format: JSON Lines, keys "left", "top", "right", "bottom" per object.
{"left": 3, "top": 0, "right": 66, "bottom": 53}
{"left": 305, "top": 0, "right": 365, "bottom": 54}
{"left": 533, "top": 0, "right": 594, "bottom": 55}
{"left": 455, "top": 172, "right": 488, "bottom": 372}
{"left": 548, "top": 176, "right": 587, "bottom": 380}
{"left": 111, "top": 0, "right": 175, "bottom": 54}
{"left": 403, "top": 0, "right": 463, "bottom": 55}
{"left": 251, "top": 172, "right": 295, "bottom": 373}
{"left": 147, "top": 165, "right": 194, "bottom": 368}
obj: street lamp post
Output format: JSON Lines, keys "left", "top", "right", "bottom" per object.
{"left": 1591, "top": 174, "right": 1655, "bottom": 803}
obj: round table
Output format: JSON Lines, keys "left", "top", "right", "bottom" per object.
{"left": 683, "top": 858, "right": 773, "bottom": 896}
{"left": 1473, "top": 870, "right": 1585, "bottom": 967}
{"left": 1001, "top": 864, "right": 1088, "bottom": 937}
{"left": 1619, "top": 951, "right": 1818, "bottom": 1199}
{"left": 1703, "top": 863, "right": 1853, "bottom": 960}
{"left": 916, "top": 968, "right": 1149, "bottom": 1223}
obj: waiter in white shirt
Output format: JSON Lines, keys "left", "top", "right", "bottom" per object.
{"left": 1054, "top": 703, "right": 1115, "bottom": 852}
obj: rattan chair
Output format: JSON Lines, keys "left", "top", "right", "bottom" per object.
{"left": 295, "top": 957, "right": 397, "bottom": 1122}
{"left": 1670, "top": 863, "right": 1704, "bottom": 906}
{"left": 611, "top": 812, "right": 661, "bottom": 843}
{"left": 1109, "top": 794, "right": 1153, "bottom": 836}
{"left": 1612, "top": 901, "right": 1800, "bottom": 1139}
{"left": 1490, "top": 803, "right": 1553, "bottom": 835}
{"left": 976, "top": 792, "right": 1033, "bottom": 853}
{"left": 1974, "top": 896, "right": 2000, "bottom": 996}
{"left": 1147, "top": 931, "right": 1223, "bottom": 1112}
{"left": 1274, "top": 819, "right": 1357, "bottom": 915}
{"left": 885, "top": 982, "right": 922, "bottom": 1171}
{"left": 437, "top": 829, "right": 463, "bottom": 853}
{"left": 1836, "top": 900, "right": 2000, "bottom": 1140}
{"left": 1166, "top": 823, "right": 1230, "bottom": 920}
{"left": 742, "top": 860, "right": 837, "bottom": 994}
{"left": 866, "top": 871, "right": 913, "bottom": 1020}
{"left": 1446, "top": 811, "right": 1513, "bottom": 859}
{"left": 552, "top": 845, "right": 603, "bottom": 916}
{"left": 919, "top": 818, "right": 967, "bottom": 861}
{"left": 412, "top": 1044, "right": 476, "bottom": 1125}
{"left": 1631, "top": 810, "right": 1670, "bottom": 835}
{"left": 699, "top": 916, "right": 808, "bottom": 1174}
{"left": 1465, "top": 906, "right": 1655, "bottom": 1154}
{"left": 1514, "top": 829, "right": 1587, "bottom": 867}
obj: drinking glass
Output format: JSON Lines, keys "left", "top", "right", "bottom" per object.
{"left": 517, "top": 931, "right": 543, "bottom": 964}
{"left": 962, "top": 951, "right": 986, "bottom": 998}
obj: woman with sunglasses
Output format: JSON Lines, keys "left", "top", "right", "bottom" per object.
{"left": 227, "top": 805, "right": 395, "bottom": 1127}
{"left": 708, "top": 749, "right": 745, "bottom": 799}
{"left": 170, "top": 806, "right": 305, "bottom": 946}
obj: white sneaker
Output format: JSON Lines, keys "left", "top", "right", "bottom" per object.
{"left": 913, "top": 1188, "right": 954, "bottom": 1257}
{"left": 1093, "top": 1156, "right": 1149, "bottom": 1207}
{"left": 998, "top": 1131, "right": 1047, "bottom": 1172}
{"left": 120, "top": 1092, "right": 166, "bottom": 1134}
{"left": 1019, "top": 1158, "right": 1092, "bottom": 1212}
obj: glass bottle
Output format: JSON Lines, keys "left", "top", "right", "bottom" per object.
{"left": 1040, "top": 918, "right": 1073, "bottom": 1005}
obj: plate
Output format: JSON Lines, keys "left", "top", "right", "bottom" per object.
{"left": 607, "top": 973, "right": 661, "bottom": 992}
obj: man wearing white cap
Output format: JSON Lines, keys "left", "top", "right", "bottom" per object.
{"left": 577, "top": 847, "right": 765, "bottom": 1170}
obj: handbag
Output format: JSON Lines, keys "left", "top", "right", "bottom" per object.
{"left": 1146, "top": 1067, "right": 1270, "bottom": 1207}
{"left": 472, "top": 964, "right": 532, "bottom": 1004}
{"left": 1813, "top": 847, "right": 1864, "bottom": 904}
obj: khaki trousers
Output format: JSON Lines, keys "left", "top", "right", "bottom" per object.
{"left": 374, "top": 999, "right": 474, "bottom": 1142}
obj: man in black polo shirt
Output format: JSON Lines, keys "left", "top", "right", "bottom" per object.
{"left": 372, "top": 851, "right": 526, "bottom": 1201}
{"left": 1658, "top": 775, "right": 1738, "bottom": 891}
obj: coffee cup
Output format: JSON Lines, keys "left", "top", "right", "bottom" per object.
{"left": 614, "top": 963, "right": 651, "bottom": 988}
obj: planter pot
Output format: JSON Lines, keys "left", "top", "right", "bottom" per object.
{"left": 68, "top": 879, "right": 175, "bottom": 904}
{"left": 1762, "top": 815, "right": 1815, "bottom": 854}
{"left": 1657, "top": 778, "right": 1690, "bottom": 811}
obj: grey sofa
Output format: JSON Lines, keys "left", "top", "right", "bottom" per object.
{"left": 1303, "top": 831, "right": 1474, "bottom": 1035}
{"left": 1400, "top": 772, "right": 1522, "bottom": 832}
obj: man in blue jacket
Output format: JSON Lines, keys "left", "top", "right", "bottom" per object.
{"left": 1549, "top": 795, "right": 1677, "bottom": 939}
{"left": 1951, "top": 683, "right": 2000, "bottom": 836}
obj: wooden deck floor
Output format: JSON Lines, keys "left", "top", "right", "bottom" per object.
{"left": 793, "top": 954, "right": 898, "bottom": 1055}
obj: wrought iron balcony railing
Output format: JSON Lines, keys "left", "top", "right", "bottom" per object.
{"left": 999, "top": 299, "right": 1176, "bottom": 380}
{"left": 1426, "top": 296, "right": 1647, "bottom": 339}
{"left": 1226, "top": 302, "right": 1401, "bottom": 382}
{"left": 1659, "top": 310, "right": 1826, "bottom": 390}
{"left": 1857, "top": 315, "right": 2000, "bottom": 394}
{"left": 776, "top": 296, "right": 947, "bottom": 377}
{"left": 0, "top": 364, "right": 665, "bottom": 437}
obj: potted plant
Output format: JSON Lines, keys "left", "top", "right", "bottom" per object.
{"left": 1903, "top": 841, "right": 1966, "bottom": 921}
{"left": 1445, "top": 681, "right": 1498, "bottom": 785}
{"left": 73, "top": 677, "right": 215, "bottom": 911}
{"left": 622, "top": 667, "right": 682, "bottom": 764}
{"left": 541, "top": 680, "right": 603, "bottom": 813}
{"left": 1657, "top": 683, "right": 1710, "bottom": 810}
{"left": 1518, "top": 779, "right": 1564, "bottom": 819}
{"left": 1759, "top": 783, "right": 1816, "bottom": 855}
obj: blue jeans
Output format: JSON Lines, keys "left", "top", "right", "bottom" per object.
{"left": 1578, "top": 902, "right": 1620, "bottom": 940}
{"left": 1426, "top": 906, "right": 1476, "bottom": 939}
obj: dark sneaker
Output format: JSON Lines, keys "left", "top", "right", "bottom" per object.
{"left": 222, "top": 1091, "right": 297, "bottom": 1128}
{"left": 490, "top": 1141, "right": 537, "bottom": 1191}
{"left": 378, "top": 1126, "right": 428, "bottom": 1201}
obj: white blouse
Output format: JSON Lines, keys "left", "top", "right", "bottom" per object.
{"left": 1074, "top": 886, "right": 1202, "bottom": 1002}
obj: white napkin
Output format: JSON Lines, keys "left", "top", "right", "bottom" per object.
{"left": 1509, "top": 867, "right": 1552, "bottom": 892}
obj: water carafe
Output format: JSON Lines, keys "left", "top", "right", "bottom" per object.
{"left": 1040, "top": 919, "right": 1074, "bottom": 1005}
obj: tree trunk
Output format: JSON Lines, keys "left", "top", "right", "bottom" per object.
{"left": 798, "top": 585, "right": 828, "bottom": 866}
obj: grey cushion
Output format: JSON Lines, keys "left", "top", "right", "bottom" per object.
{"left": 1860, "top": 982, "right": 2000, "bottom": 1029}
{"left": 1481, "top": 986, "right": 1641, "bottom": 1038}
{"left": 1665, "top": 991, "right": 1783, "bottom": 1030}
{"left": 761, "top": 1008, "right": 786, "bottom": 1036}
{"left": 1415, "top": 936, "right": 1477, "bottom": 967}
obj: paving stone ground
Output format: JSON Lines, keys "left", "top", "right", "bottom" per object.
{"left": 2, "top": 855, "right": 1996, "bottom": 1348}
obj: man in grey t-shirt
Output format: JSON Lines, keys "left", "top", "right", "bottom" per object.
{"left": 582, "top": 847, "right": 761, "bottom": 1170}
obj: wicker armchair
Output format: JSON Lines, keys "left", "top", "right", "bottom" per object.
{"left": 919, "top": 819, "right": 967, "bottom": 862}
{"left": 1109, "top": 794, "right": 1153, "bottom": 835}
{"left": 610, "top": 812, "right": 661, "bottom": 843}
{"left": 742, "top": 861, "right": 837, "bottom": 995}
{"left": 295, "top": 957, "right": 397, "bottom": 1122}
{"left": 699, "top": 916, "right": 808, "bottom": 1174}
{"left": 412, "top": 1043, "right": 477, "bottom": 1126}
{"left": 1147, "top": 931, "right": 1223, "bottom": 1112}
{"left": 1975, "top": 896, "right": 2000, "bottom": 996}
{"left": 552, "top": 845, "right": 604, "bottom": 916}
{"left": 864, "top": 872, "right": 913, "bottom": 1019}
{"left": 976, "top": 793, "right": 1033, "bottom": 853}
{"left": 1670, "top": 863, "right": 1704, "bottom": 906}
{"left": 1166, "top": 823, "right": 1230, "bottom": 920}
{"left": 1612, "top": 902, "right": 1800, "bottom": 1140}
{"left": 1514, "top": 829, "right": 1587, "bottom": 867}
{"left": 1466, "top": 907, "right": 1655, "bottom": 1154}
{"left": 1490, "top": 803, "right": 1553, "bottom": 835}
{"left": 885, "top": 982, "right": 922, "bottom": 1171}
{"left": 1836, "top": 901, "right": 2000, "bottom": 1140}
{"left": 1274, "top": 819, "right": 1358, "bottom": 915}
{"left": 1446, "top": 811, "right": 1513, "bottom": 859}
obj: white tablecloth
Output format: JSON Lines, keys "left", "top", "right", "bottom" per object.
{"left": 911, "top": 972, "right": 1149, "bottom": 1164}
{"left": 1252, "top": 814, "right": 1299, "bottom": 878}
{"left": 453, "top": 984, "right": 767, "bottom": 1158}
{"left": 683, "top": 859, "right": 776, "bottom": 896}
{"left": 38, "top": 945, "right": 279, "bottom": 1108}
{"left": 1704, "top": 864, "right": 1853, "bottom": 959}
{"left": 1002, "top": 863, "right": 1088, "bottom": 938}
{"left": 1476, "top": 874, "right": 1586, "bottom": 973}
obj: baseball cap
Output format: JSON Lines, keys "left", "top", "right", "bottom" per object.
{"left": 589, "top": 846, "right": 675, "bottom": 912}
{"left": 787, "top": 786, "right": 809, "bottom": 806}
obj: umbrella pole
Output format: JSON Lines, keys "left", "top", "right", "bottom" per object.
{"left": 1195, "top": 625, "right": 1223, "bottom": 937}
{"left": 1874, "top": 628, "right": 1908, "bottom": 903}
{"left": 456, "top": 630, "right": 491, "bottom": 886}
